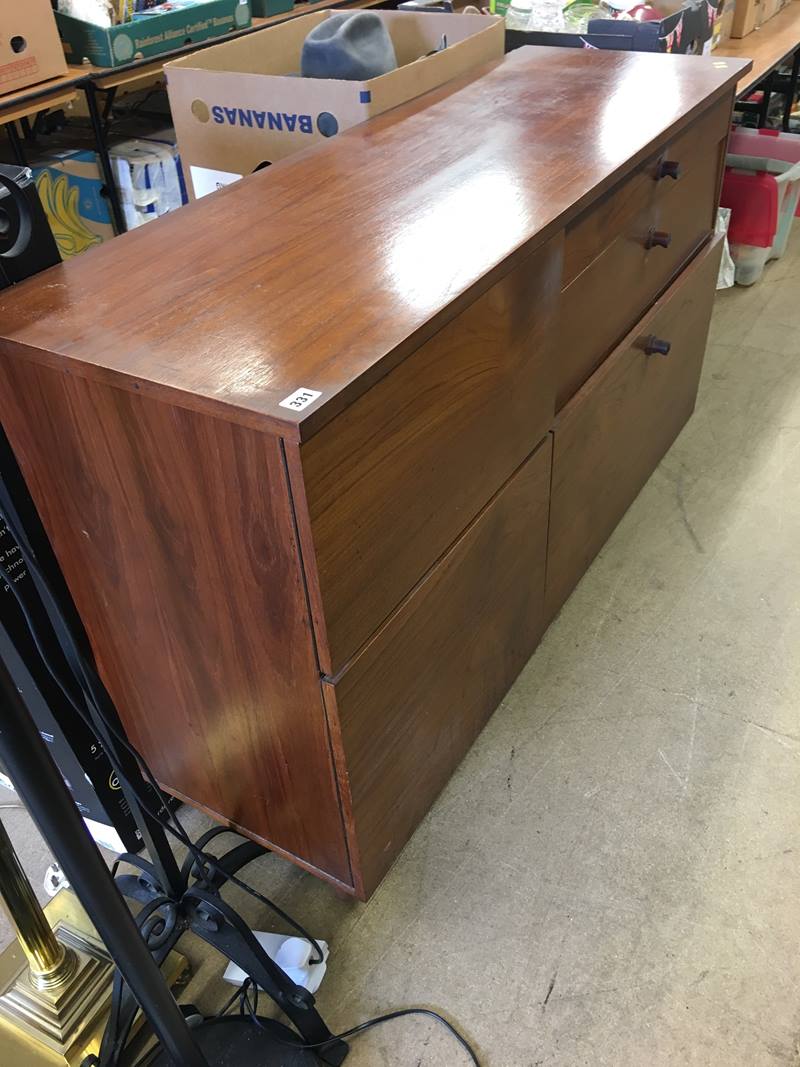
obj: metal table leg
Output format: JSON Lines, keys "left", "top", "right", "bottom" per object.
{"left": 4, "top": 123, "right": 26, "bottom": 167}
{"left": 84, "top": 80, "right": 126, "bottom": 235}
{"left": 782, "top": 47, "right": 800, "bottom": 131}
{"left": 758, "top": 78, "right": 773, "bottom": 127}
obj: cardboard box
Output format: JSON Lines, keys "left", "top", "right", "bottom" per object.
{"left": 166, "top": 10, "right": 505, "bottom": 198}
{"left": 712, "top": 0, "right": 736, "bottom": 47}
{"left": 0, "top": 0, "right": 68, "bottom": 96}
{"left": 31, "top": 150, "right": 115, "bottom": 258}
{"left": 251, "top": 0, "right": 294, "bottom": 15}
{"left": 731, "top": 0, "right": 761, "bottom": 36}
{"left": 56, "top": 0, "right": 252, "bottom": 68}
{"left": 759, "top": 0, "right": 785, "bottom": 24}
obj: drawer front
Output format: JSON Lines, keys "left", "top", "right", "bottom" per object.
{"left": 556, "top": 137, "right": 723, "bottom": 410}
{"left": 546, "top": 235, "right": 723, "bottom": 617}
{"left": 324, "top": 437, "right": 552, "bottom": 899}
{"left": 298, "top": 235, "right": 562, "bottom": 676}
{"left": 562, "top": 96, "right": 731, "bottom": 286}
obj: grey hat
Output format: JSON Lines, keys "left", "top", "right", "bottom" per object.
{"left": 301, "top": 12, "right": 398, "bottom": 81}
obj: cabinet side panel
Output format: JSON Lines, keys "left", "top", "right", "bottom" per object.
{"left": 0, "top": 352, "right": 351, "bottom": 885}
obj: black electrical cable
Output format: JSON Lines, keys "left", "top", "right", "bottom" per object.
{"left": 238, "top": 978, "right": 481, "bottom": 1066}
{"left": 214, "top": 984, "right": 245, "bottom": 1020}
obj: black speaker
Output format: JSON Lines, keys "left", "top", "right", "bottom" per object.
{"left": 0, "top": 162, "right": 60, "bottom": 289}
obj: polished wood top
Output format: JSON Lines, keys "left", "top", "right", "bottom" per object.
{"left": 715, "top": 0, "right": 800, "bottom": 97}
{"left": 0, "top": 47, "right": 748, "bottom": 441}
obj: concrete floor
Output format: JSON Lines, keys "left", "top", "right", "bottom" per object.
{"left": 2, "top": 232, "right": 800, "bottom": 1066}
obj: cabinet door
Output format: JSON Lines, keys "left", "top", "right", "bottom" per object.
{"left": 324, "top": 437, "right": 552, "bottom": 899}
{"left": 547, "top": 235, "right": 723, "bottom": 617}
{"left": 297, "top": 235, "right": 562, "bottom": 675}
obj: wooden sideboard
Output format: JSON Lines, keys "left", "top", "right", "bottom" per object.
{"left": 0, "top": 47, "right": 749, "bottom": 900}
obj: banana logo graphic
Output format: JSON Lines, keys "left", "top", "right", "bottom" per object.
{"left": 35, "top": 170, "right": 102, "bottom": 259}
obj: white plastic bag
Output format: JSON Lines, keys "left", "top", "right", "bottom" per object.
{"left": 109, "top": 140, "right": 184, "bottom": 230}
{"left": 715, "top": 206, "right": 735, "bottom": 289}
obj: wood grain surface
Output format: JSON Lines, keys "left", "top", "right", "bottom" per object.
{"left": 0, "top": 356, "right": 352, "bottom": 885}
{"left": 546, "top": 236, "right": 724, "bottom": 618}
{"left": 556, "top": 134, "right": 724, "bottom": 409}
{"left": 324, "top": 437, "right": 552, "bottom": 898}
{"left": 296, "top": 236, "right": 562, "bottom": 675}
{"left": 0, "top": 48, "right": 748, "bottom": 441}
{"left": 562, "top": 96, "right": 730, "bottom": 287}
{"left": 0, "top": 50, "right": 737, "bottom": 898}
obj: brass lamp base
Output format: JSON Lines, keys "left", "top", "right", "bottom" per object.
{"left": 0, "top": 890, "right": 188, "bottom": 1066}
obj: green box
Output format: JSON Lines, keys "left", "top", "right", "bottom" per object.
{"left": 56, "top": 0, "right": 252, "bottom": 69}
{"left": 250, "top": 0, "right": 294, "bottom": 16}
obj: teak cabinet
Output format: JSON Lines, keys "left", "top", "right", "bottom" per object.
{"left": 0, "top": 47, "right": 748, "bottom": 899}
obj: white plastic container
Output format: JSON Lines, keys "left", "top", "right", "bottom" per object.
{"left": 728, "top": 242, "right": 771, "bottom": 286}
{"left": 506, "top": 0, "right": 565, "bottom": 29}
{"left": 505, "top": 0, "right": 534, "bottom": 28}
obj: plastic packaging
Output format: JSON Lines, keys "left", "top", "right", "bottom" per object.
{"left": 506, "top": 0, "right": 566, "bottom": 30}
{"left": 504, "top": 0, "right": 533, "bottom": 28}
{"left": 109, "top": 139, "right": 185, "bottom": 230}
{"left": 563, "top": 0, "right": 605, "bottom": 29}
{"left": 715, "top": 207, "right": 735, "bottom": 289}
{"left": 720, "top": 167, "right": 778, "bottom": 285}
{"left": 726, "top": 153, "right": 800, "bottom": 260}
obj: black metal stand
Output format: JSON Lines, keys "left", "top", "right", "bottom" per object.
{"left": 101, "top": 829, "right": 348, "bottom": 1067}
{"left": 5, "top": 123, "right": 26, "bottom": 167}
{"left": 149, "top": 1016, "right": 320, "bottom": 1066}
{"left": 0, "top": 657, "right": 348, "bottom": 1064}
{"left": 84, "top": 81, "right": 127, "bottom": 236}
{"left": 779, "top": 48, "right": 800, "bottom": 130}
{"left": 0, "top": 654, "right": 331, "bottom": 1065}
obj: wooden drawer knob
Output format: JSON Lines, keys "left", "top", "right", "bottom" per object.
{"left": 644, "top": 335, "right": 671, "bottom": 356}
{"left": 657, "top": 159, "right": 681, "bottom": 180}
{"left": 645, "top": 228, "right": 672, "bottom": 249}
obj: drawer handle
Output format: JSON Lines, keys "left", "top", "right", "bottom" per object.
{"left": 645, "top": 228, "right": 672, "bottom": 250}
{"left": 657, "top": 159, "right": 681, "bottom": 181}
{"left": 644, "top": 335, "right": 671, "bottom": 356}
